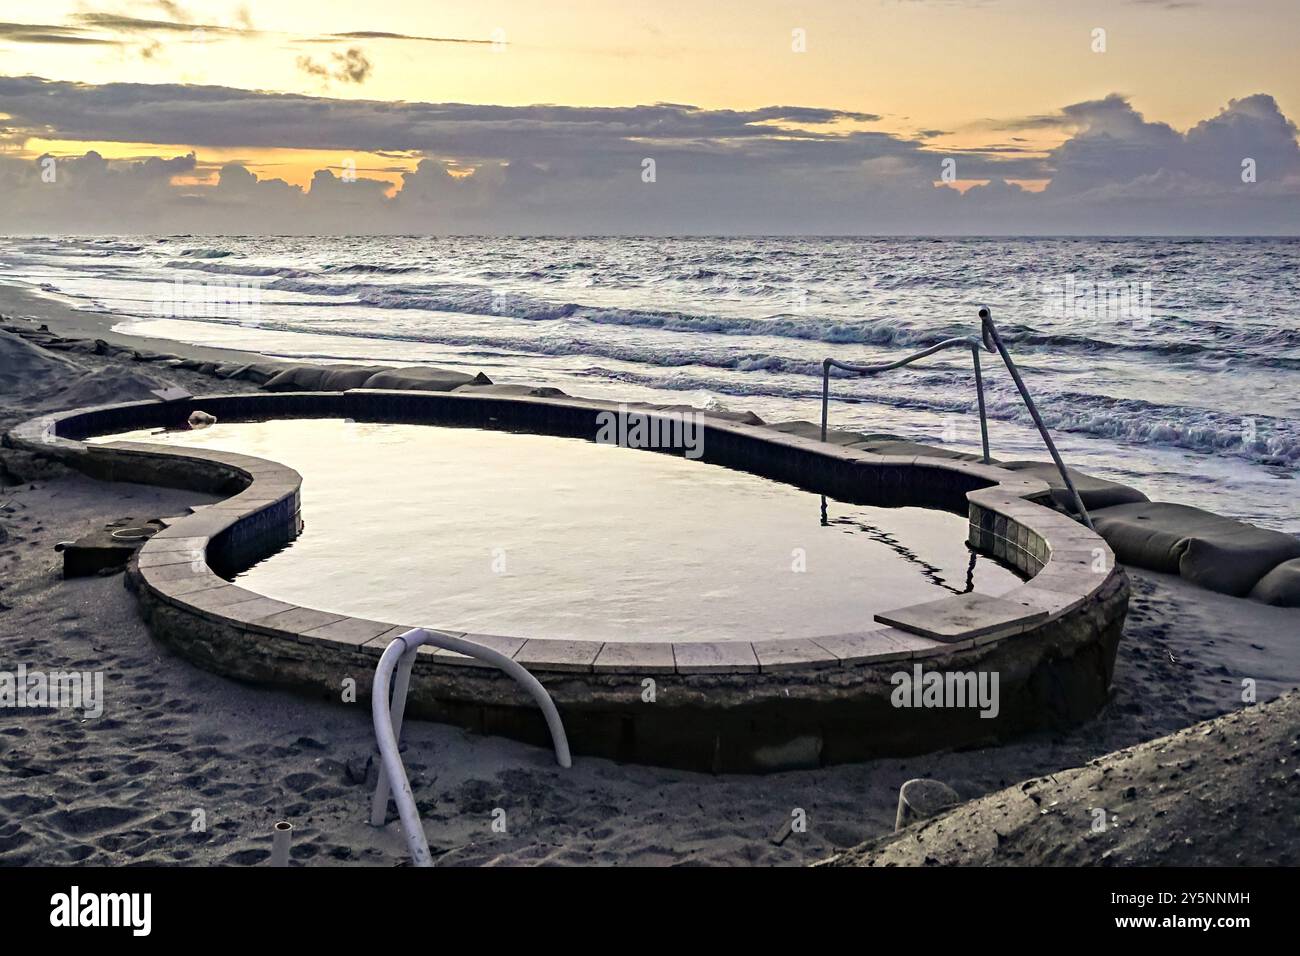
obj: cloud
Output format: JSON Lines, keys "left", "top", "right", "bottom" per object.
{"left": 0, "top": 21, "right": 120, "bottom": 45}
{"left": 334, "top": 48, "right": 372, "bottom": 84}
{"left": 320, "top": 31, "right": 495, "bottom": 46}
{"left": 0, "top": 76, "right": 1294, "bottom": 235}
{"left": 0, "top": 77, "right": 950, "bottom": 171}
{"left": 152, "top": 2, "right": 194, "bottom": 23}
{"left": 2, "top": 12, "right": 492, "bottom": 51}
{"left": 297, "top": 47, "right": 373, "bottom": 85}
{"left": 72, "top": 13, "right": 241, "bottom": 35}
{"left": 1046, "top": 93, "right": 1300, "bottom": 194}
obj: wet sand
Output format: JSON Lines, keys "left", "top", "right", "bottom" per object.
{"left": 0, "top": 283, "right": 264, "bottom": 366}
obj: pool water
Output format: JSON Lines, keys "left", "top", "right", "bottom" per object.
{"left": 98, "top": 419, "right": 1024, "bottom": 642}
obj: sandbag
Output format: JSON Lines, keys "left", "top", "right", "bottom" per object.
{"left": 452, "top": 383, "right": 568, "bottom": 398}
{"left": 998, "top": 460, "right": 1148, "bottom": 511}
{"left": 360, "top": 367, "right": 488, "bottom": 391}
{"left": 64, "top": 338, "right": 114, "bottom": 356}
{"left": 633, "top": 403, "right": 764, "bottom": 426}
{"left": 1180, "top": 533, "right": 1300, "bottom": 596}
{"left": 222, "top": 361, "right": 298, "bottom": 385}
{"left": 1092, "top": 501, "right": 1300, "bottom": 595}
{"left": 1092, "top": 502, "right": 1223, "bottom": 574}
{"left": 855, "top": 439, "right": 991, "bottom": 462}
{"left": 263, "top": 364, "right": 393, "bottom": 392}
{"left": 1249, "top": 558, "right": 1300, "bottom": 607}
{"left": 766, "top": 420, "right": 862, "bottom": 445}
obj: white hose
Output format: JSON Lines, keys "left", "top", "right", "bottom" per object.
{"left": 370, "top": 628, "right": 572, "bottom": 867}
{"left": 371, "top": 635, "right": 434, "bottom": 867}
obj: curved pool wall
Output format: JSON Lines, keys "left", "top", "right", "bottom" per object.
{"left": 10, "top": 389, "right": 1129, "bottom": 772}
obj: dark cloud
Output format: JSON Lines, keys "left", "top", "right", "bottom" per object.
{"left": 0, "top": 21, "right": 120, "bottom": 45}
{"left": 0, "top": 77, "right": 930, "bottom": 173}
{"left": 324, "top": 31, "right": 494, "bottom": 45}
{"left": 1047, "top": 93, "right": 1300, "bottom": 194}
{"left": 0, "top": 77, "right": 1294, "bottom": 235}
{"left": 73, "top": 13, "right": 241, "bottom": 35}
{"left": 3, "top": 12, "right": 490, "bottom": 50}
{"left": 334, "top": 48, "right": 372, "bottom": 83}
{"left": 297, "top": 48, "right": 373, "bottom": 85}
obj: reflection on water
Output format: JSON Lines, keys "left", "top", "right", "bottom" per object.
{"left": 820, "top": 495, "right": 978, "bottom": 596}
{"left": 95, "top": 419, "right": 1023, "bottom": 642}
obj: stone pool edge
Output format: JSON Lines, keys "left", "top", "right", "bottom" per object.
{"left": 8, "top": 390, "right": 1128, "bottom": 772}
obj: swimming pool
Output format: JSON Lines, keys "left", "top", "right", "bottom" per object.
{"left": 29, "top": 388, "right": 1126, "bottom": 768}
{"left": 96, "top": 419, "right": 1023, "bottom": 642}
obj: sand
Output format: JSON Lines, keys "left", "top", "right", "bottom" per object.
{"left": 825, "top": 690, "right": 1300, "bottom": 867}
{"left": 0, "top": 283, "right": 263, "bottom": 366}
{"left": 2, "top": 282, "right": 1298, "bottom": 866}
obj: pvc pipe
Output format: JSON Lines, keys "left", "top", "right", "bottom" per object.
{"left": 370, "top": 628, "right": 572, "bottom": 868}
{"left": 417, "top": 630, "right": 572, "bottom": 769}
{"left": 368, "top": 647, "right": 417, "bottom": 827}
{"left": 372, "top": 635, "right": 434, "bottom": 867}
{"left": 894, "top": 779, "right": 959, "bottom": 832}
{"left": 270, "top": 821, "right": 293, "bottom": 867}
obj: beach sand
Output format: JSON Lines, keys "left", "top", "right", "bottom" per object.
{"left": 2, "top": 283, "right": 1297, "bottom": 866}
{"left": 825, "top": 688, "right": 1300, "bottom": 867}
{"left": 0, "top": 283, "right": 260, "bottom": 366}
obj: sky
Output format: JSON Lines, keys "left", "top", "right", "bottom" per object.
{"left": 0, "top": 0, "right": 1298, "bottom": 234}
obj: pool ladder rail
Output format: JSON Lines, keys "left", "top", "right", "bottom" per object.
{"left": 820, "top": 305, "right": 1093, "bottom": 530}
{"left": 370, "top": 628, "right": 572, "bottom": 867}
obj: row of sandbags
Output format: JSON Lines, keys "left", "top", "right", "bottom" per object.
{"left": 199, "top": 360, "right": 492, "bottom": 392}
{"left": 1090, "top": 502, "right": 1300, "bottom": 605}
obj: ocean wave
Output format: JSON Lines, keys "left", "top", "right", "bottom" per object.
{"left": 595, "top": 368, "right": 1300, "bottom": 467}
{"left": 20, "top": 238, "right": 146, "bottom": 256}
{"left": 998, "top": 328, "right": 1300, "bottom": 369}
{"left": 178, "top": 248, "right": 234, "bottom": 259}
{"left": 142, "top": 265, "right": 1300, "bottom": 370}
{"left": 166, "top": 261, "right": 313, "bottom": 279}
{"left": 322, "top": 263, "right": 421, "bottom": 275}
{"left": 169, "top": 271, "right": 1299, "bottom": 368}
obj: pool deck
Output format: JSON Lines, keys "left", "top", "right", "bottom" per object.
{"left": 8, "top": 389, "right": 1128, "bottom": 771}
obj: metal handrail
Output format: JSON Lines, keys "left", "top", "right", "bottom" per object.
{"left": 977, "top": 306, "right": 1093, "bottom": 529}
{"left": 818, "top": 306, "right": 1093, "bottom": 529}
{"left": 370, "top": 627, "right": 572, "bottom": 867}
{"left": 820, "top": 336, "right": 991, "bottom": 463}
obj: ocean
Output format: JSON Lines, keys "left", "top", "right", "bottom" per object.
{"left": 2, "top": 235, "right": 1297, "bottom": 531}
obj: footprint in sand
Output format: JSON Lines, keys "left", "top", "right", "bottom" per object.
{"left": 50, "top": 805, "right": 145, "bottom": 836}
